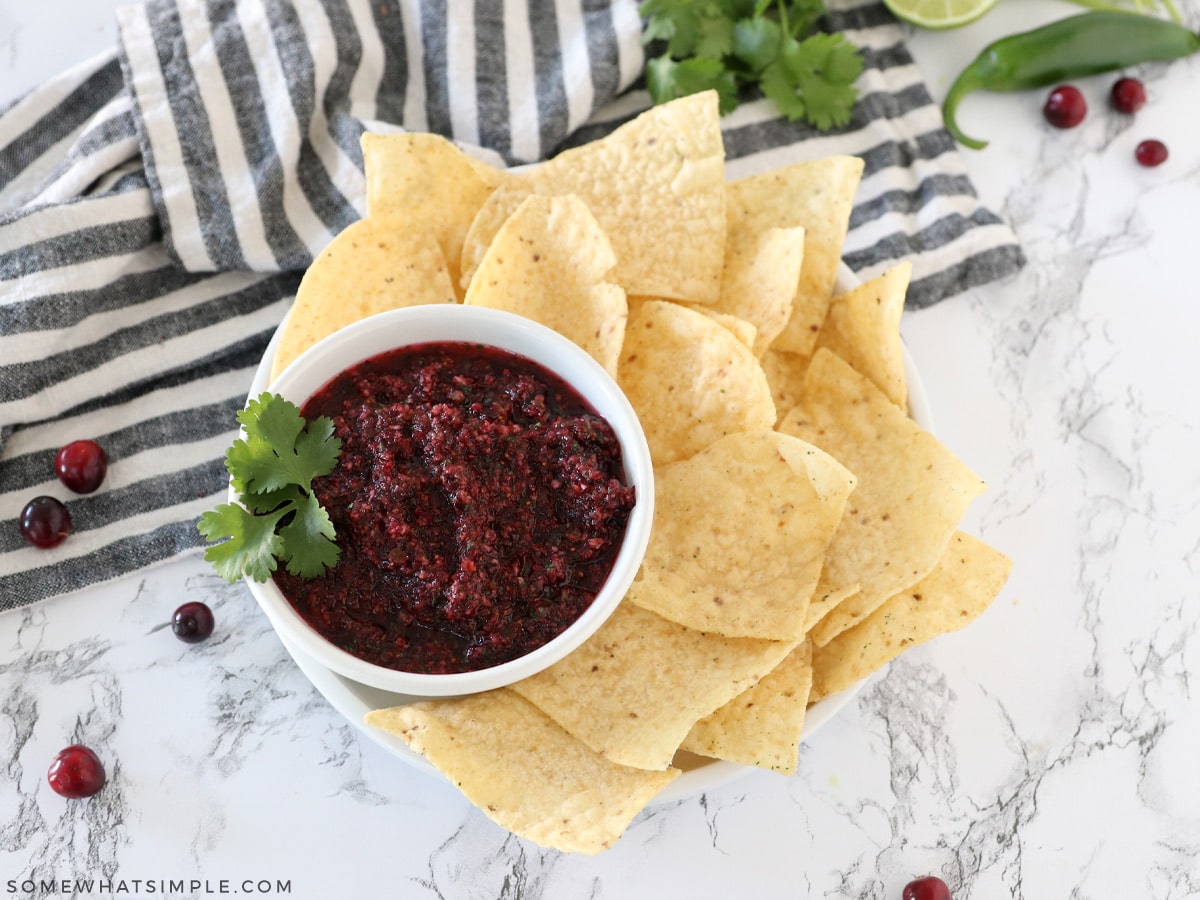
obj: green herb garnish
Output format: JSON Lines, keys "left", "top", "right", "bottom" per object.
{"left": 198, "top": 392, "right": 342, "bottom": 583}
{"left": 640, "top": 0, "right": 864, "bottom": 129}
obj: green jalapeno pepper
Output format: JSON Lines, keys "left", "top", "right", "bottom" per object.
{"left": 942, "top": 12, "right": 1200, "bottom": 149}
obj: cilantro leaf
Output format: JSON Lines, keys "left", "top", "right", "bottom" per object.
{"left": 760, "top": 32, "right": 862, "bottom": 129}
{"left": 291, "top": 413, "right": 342, "bottom": 484}
{"left": 780, "top": 0, "right": 827, "bottom": 38}
{"left": 816, "top": 32, "right": 865, "bottom": 84}
{"left": 198, "top": 503, "right": 287, "bottom": 583}
{"left": 643, "top": 0, "right": 705, "bottom": 57}
{"left": 278, "top": 493, "right": 341, "bottom": 578}
{"left": 647, "top": 55, "right": 739, "bottom": 114}
{"left": 228, "top": 392, "right": 341, "bottom": 493}
{"left": 761, "top": 55, "right": 809, "bottom": 121}
{"left": 731, "top": 17, "right": 782, "bottom": 73}
{"left": 240, "top": 484, "right": 306, "bottom": 515}
{"left": 692, "top": 12, "right": 736, "bottom": 59}
{"left": 640, "top": 0, "right": 862, "bottom": 129}
{"left": 199, "top": 392, "right": 343, "bottom": 583}
{"left": 641, "top": 0, "right": 680, "bottom": 44}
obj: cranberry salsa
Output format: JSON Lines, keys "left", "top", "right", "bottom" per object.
{"left": 273, "top": 342, "right": 636, "bottom": 675}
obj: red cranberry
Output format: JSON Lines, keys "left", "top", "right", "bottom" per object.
{"left": 55, "top": 440, "right": 108, "bottom": 494}
{"left": 19, "top": 496, "right": 72, "bottom": 548}
{"left": 1135, "top": 139, "right": 1168, "bottom": 167}
{"left": 47, "top": 745, "right": 106, "bottom": 798}
{"left": 903, "top": 876, "right": 952, "bottom": 900}
{"left": 172, "top": 602, "right": 215, "bottom": 643}
{"left": 1110, "top": 77, "right": 1147, "bottom": 114}
{"left": 1043, "top": 85, "right": 1087, "bottom": 129}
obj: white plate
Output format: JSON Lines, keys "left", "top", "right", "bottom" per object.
{"left": 249, "top": 262, "right": 934, "bottom": 803}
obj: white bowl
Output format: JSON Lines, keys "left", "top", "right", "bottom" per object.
{"left": 247, "top": 304, "right": 654, "bottom": 697}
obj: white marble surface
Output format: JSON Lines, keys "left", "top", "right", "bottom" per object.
{"left": 5, "top": 1, "right": 1200, "bottom": 897}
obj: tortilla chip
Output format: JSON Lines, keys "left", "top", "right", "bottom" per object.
{"left": 691, "top": 307, "right": 758, "bottom": 349}
{"left": 810, "top": 532, "right": 1012, "bottom": 701}
{"left": 815, "top": 261, "right": 910, "bottom": 409}
{"left": 460, "top": 92, "right": 726, "bottom": 303}
{"left": 464, "top": 194, "right": 627, "bottom": 376}
{"left": 629, "top": 295, "right": 763, "bottom": 349}
{"left": 682, "top": 640, "right": 814, "bottom": 775}
{"left": 628, "top": 431, "right": 855, "bottom": 641}
{"left": 361, "top": 131, "right": 501, "bottom": 297}
{"left": 270, "top": 218, "right": 456, "bottom": 382}
{"left": 510, "top": 603, "right": 795, "bottom": 770}
{"left": 617, "top": 300, "right": 775, "bottom": 465}
{"left": 726, "top": 157, "right": 863, "bottom": 357}
{"left": 780, "top": 350, "right": 986, "bottom": 646}
{"left": 365, "top": 691, "right": 678, "bottom": 854}
{"left": 716, "top": 224, "right": 805, "bottom": 355}
{"left": 760, "top": 348, "right": 811, "bottom": 425}
{"left": 803, "top": 583, "right": 861, "bottom": 633}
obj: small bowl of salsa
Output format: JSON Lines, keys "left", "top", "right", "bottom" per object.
{"left": 250, "top": 304, "right": 654, "bottom": 697}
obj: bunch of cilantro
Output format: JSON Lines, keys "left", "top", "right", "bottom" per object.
{"left": 198, "top": 393, "right": 343, "bottom": 583}
{"left": 641, "top": 0, "right": 864, "bottom": 129}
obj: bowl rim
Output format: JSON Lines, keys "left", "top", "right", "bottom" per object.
{"left": 243, "top": 303, "right": 655, "bottom": 697}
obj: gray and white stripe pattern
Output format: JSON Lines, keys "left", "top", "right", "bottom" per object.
{"left": 0, "top": 0, "right": 1023, "bottom": 610}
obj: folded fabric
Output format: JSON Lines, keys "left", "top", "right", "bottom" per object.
{"left": 0, "top": 0, "right": 1023, "bottom": 610}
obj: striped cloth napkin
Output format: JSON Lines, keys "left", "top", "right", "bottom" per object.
{"left": 0, "top": 0, "right": 1023, "bottom": 610}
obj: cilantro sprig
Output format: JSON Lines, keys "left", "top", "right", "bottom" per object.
{"left": 640, "top": 0, "right": 864, "bottom": 129}
{"left": 198, "top": 393, "right": 343, "bottom": 583}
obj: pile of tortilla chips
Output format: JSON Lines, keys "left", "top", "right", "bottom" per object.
{"left": 271, "top": 91, "right": 1013, "bottom": 855}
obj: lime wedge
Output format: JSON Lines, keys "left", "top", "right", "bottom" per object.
{"left": 882, "top": 0, "right": 999, "bottom": 29}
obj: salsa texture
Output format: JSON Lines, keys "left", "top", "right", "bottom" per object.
{"left": 273, "top": 342, "right": 636, "bottom": 674}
